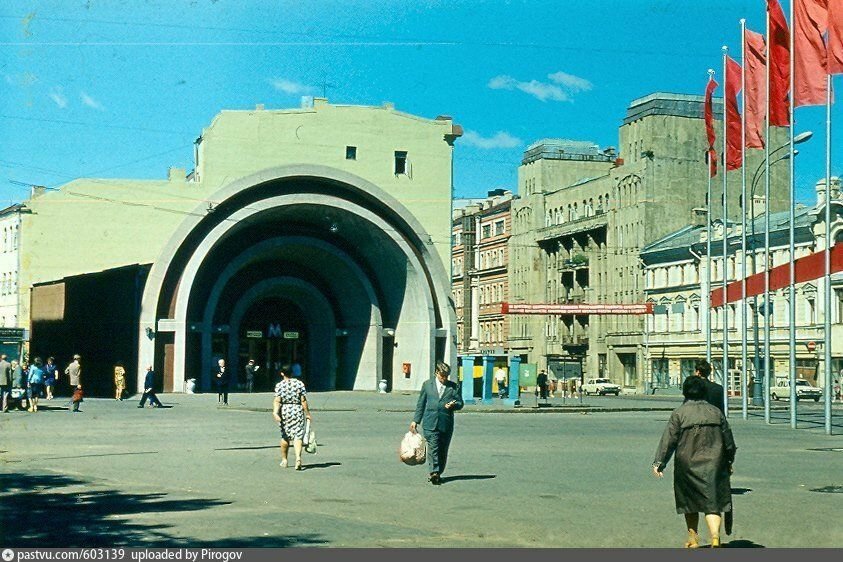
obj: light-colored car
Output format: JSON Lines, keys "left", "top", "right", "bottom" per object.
{"left": 582, "top": 378, "right": 621, "bottom": 396}
{"left": 770, "top": 379, "right": 822, "bottom": 402}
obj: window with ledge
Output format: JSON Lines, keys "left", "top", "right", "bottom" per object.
{"left": 495, "top": 220, "right": 505, "bottom": 236}
{"left": 482, "top": 224, "right": 491, "bottom": 239}
{"left": 394, "top": 151, "right": 408, "bottom": 175}
{"left": 346, "top": 146, "right": 357, "bottom": 160}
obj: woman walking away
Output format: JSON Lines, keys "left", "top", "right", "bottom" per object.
{"left": 27, "top": 357, "right": 46, "bottom": 413}
{"left": 44, "top": 357, "right": 59, "bottom": 400}
{"left": 272, "top": 364, "right": 312, "bottom": 471}
{"left": 114, "top": 362, "right": 127, "bottom": 401}
{"left": 652, "top": 376, "right": 737, "bottom": 548}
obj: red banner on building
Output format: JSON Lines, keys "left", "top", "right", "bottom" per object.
{"left": 710, "top": 242, "right": 843, "bottom": 307}
{"left": 501, "top": 302, "right": 654, "bottom": 315}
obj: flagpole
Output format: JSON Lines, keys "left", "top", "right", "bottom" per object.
{"left": 723, "top": 45, "right": 731, "bottom": 416}
{"left": 707, "top": 69, "right": 716, "bottom": 365}
{"left": 824, "top": 74, "right": 832, "bottom": 435}
{"left": 740, "top": 19, "right": 749, "bottom": 420}
{"left": 788, "top": 0, "right": 797, "bottom": 429}
{"left": 763, "top": 7, "right": 772, "bottom": 424}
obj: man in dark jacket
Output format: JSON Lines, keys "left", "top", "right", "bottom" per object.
{"left": 0, "top": 354, "right": 11, "bottom": 413}
{"left": 213, "top": 358, "right": 229, "bottom": 405}
{"left": 410, "top": 361, "right": 464, "bottom": 485}
{"left": 693, "top": 359, "right": 725, "bottom": 413}
{"left": 138, "top": 366, "right": 162, "bottom": 408}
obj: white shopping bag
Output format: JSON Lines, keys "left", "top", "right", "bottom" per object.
{"left": 399, "top": 431, "right": 427, "bottom": 465}
{"left": 303, "top": 419, "right": 317, "bottom": 454}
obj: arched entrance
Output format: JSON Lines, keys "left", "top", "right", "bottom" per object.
{"left": 137, "top": 165, "right": 455, "bottom": 393}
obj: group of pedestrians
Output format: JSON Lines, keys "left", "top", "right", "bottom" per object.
{"left": 0, "top": 353, "right": 81, "bottom": 413}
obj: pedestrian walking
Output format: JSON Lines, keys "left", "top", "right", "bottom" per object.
{"left": 410, "top": 361, "right": 464, "bottom": 485}
{"left": 244, "top": 359, "right": 258, "bottom": 393}
{"left": 548, "top": 373, "right": 557, "bottom": 398}
{"left": 138, "top": 366, "right": 162, "bottom": 408}
{"left": 691, "top": 359, "right": 724, "bottom": 413}
{"left": 27, "top": 357, "right": 46, "bottom": 412}
{"left": 0, "top": 354, "right": 11, "bottom": 413}
{"left": 272, "top": 364, "right": 312, "bottom": 470}
{"left": 653, "top": 376, "right": 737, "bottom": 549}
{"left": 495, "top": 366, "right": 507, "bottom": 399}
{"left": 44, "top": 357, "right": 59, "bottom": 400}
{"left": 833, "top": 379, "right": 841, "bottom": 402}
{"left": 569, "top": 378, "right": 577, "bottom": 400}
{"left": 536, "top": 370, "right": 548, "bottom": 400}
{"left": 213, "top": 358, "right": 229, "bottom": 405}
{"left": 64, "top": 354, "right": 82, "bottom": 394}
{"left": 114, "top": 362, "right": 127, "bottom": 401}
{"left": 11, "top": 359, "right": 26, "bottom": 410}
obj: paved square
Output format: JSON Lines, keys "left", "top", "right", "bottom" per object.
{"left": 1, "top": 392, "right": 842, "bottom": 547}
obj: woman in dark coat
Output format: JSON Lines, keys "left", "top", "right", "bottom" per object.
{"left": 653, "top": 376, "right": 737, "bottom": 548}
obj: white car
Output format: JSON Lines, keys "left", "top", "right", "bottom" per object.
{"left": 582, "top": 378, "right": 621, "bottom": 396}
{"left": 770, "top": 379, "right": 822, "bottom": 402}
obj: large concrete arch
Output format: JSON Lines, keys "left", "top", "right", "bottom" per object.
{"left": 198, "top": 237, "right": 382, "bottom": 391}
{"left": 138, "top": 165, "right": 456, "bottom": 393}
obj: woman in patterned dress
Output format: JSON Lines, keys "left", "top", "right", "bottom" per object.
{"left": 272, "top": 364, "right": 312, "bottom": 470}
{"left": 114, "top": 362, "right": 127, "bottom": 401}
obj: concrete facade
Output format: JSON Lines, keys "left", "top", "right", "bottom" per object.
{"left": 20, "top": 99, "right": 461, "bottom": 394}
{"left": 642, "top": 179, "right": 843, "bottom": 392}
{"left": 507, "top": 92, "right": 789, "bottom": 390}
{"left": 0, "top": 204, "right": 23, "bottom": 329}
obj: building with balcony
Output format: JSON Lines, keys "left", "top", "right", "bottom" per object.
{"left": 452, "top": 190, "right": 513, "bottom": 360}
{"left": 642, "top": 179, "right": 843, "bottom": 392}
{"left": 507, "top": 92, "right": 789, "bottom": 390}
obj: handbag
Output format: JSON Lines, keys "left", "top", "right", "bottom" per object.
{"left": 303, "top": 419, "right": 317, "bottom": 454}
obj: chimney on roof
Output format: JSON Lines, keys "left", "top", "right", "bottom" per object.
{"left": 691, "top": 207, "right": 707, "bottom": 227}
{"left": 168, "top": 167, "right": 185, "bottom": 182}
{"left": 30, "top": 185, "right": 47, "bottom": 198}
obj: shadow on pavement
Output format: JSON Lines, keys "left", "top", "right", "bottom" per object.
{"left": 440, "top": 474, "right": 496, "bottom": 484}
{"left": 0, "top": 471, "right": 326, "bottom": 547}
{"left": 301, "top": 462, "right": 341, "bottom": 471}
{"left": 215, "top": 445, "right": 278, "bottom": 451}
{"left": 723, "top": 539, "right": 765, "bottom": 548}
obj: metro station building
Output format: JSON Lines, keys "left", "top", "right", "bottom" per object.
{"left": 21, "top": 99, "right": 461, "bottom": 395}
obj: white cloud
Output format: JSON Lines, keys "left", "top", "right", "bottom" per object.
{"left": 5, "top": 72, "right": 37, "bottom": 87}
{"left": 49, "top": 87, "right": 67, "bottom": 108}
{"left": 270, "top": 78, "right": 314, "bottom": 96}
{"left": 80, "top": 91, "right": 104, "bottom": 110}
{"left": 548, "top": 71, "right": 593, "bottom": 93}
{"left": 488, "top": 71, "right": 593, "bottom": 102}
{"left": 462, "top": 130, "right": 522, "bottom": 150}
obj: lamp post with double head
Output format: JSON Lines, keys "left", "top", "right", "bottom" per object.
{"left": 746, "top": 131, "right": 813, "bottom": 406}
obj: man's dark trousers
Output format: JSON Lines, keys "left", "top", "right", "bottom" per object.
{"left": 139, "top": 390, "right": 162, "bottom": 407}
{"left": 424, "top": 428, "right": 452, "bottom": 475}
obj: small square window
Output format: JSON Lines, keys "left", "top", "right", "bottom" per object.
{"left": 394, "top": 151, "right": 408, "bottom": 175}
{"left": 346, "top": 146, "right": 357, "bottom": 160}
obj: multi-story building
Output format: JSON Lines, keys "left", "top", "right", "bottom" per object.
{"left": 452, "top": 190, "right": 513, "bottom": 361}
{"left": 507, "top": 92, "right": 788, "bottom": 390}
{"left": 642, "top": 179, "right": 843, "bottom": 390}
{"left": 0, "top": 203, "right": 26, "bottom": 359}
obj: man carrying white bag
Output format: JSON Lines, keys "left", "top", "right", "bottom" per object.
{"left": 399, "top": 431, "right": 427, "bottom": 465}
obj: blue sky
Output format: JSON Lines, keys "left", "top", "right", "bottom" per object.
{"left": 1, "top": 0, "right": 840, "bottom": 206}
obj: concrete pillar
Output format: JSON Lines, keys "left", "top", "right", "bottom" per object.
{"left": 460, "top": 355, "right": 476, "bottom": 405}
{"left": 505, "top": 356, "right": 521, "bottom": 406}
{"left": 481, "top": 355, "right": 495, "bottom": 404}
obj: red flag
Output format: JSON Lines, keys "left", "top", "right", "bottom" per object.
{"left": 744, "top": 29, "right": 766, "bottom": 149}
{"left": 705, "top": 76, "right": 719, "bottom": 177}
{"left": 767, "top": 0, "right": 791, "bottom": 126}
{"left": 725, "top": 56, "right": 743, "bottom": 171}
{"left": 829, "top": 0, "right": 843, "bottom": 74}
{"left": 794, "top": 0, "right": 828, "bottom": 107}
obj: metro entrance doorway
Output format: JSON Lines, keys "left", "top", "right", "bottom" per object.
{"left": 237, "top": 297, "right": 308, "bottom": 391}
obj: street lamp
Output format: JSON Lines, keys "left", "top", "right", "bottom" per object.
{"left": 745, "top": 131, "right": 812, "bottom": 406}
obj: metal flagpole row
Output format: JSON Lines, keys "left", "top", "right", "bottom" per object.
{"left": 788, "top": 0, "right": 797, "bottom": 429}
{"left": 740, "top": 19, "right": 749, "bottom": 420}
{"left": 824, "top": 75, "right": 833, "bottom": 435}
{"left": 763, "top": 8, "right": 772, "bottom": 425}
{"left": 723, "top": 45, "right": 731, "bottom": 417}
{"left": 707, "top": 69, "right": 716, "bottom": 365}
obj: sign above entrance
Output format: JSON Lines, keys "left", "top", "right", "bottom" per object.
{"left": 501, "top": 302, "right": 654, "bottom": 315}
{"left": 283, "top": 332, "right": 299, "bottom": 339}
{"left": 0, "top": 327, "right": 26, "bottom": 341}
{"left": 246, "top": 331, "right": 263, "bottom": 338}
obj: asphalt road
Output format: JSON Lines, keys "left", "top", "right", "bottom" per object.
{"left": 1, "top": 392, "right": 841, "bottom": 548}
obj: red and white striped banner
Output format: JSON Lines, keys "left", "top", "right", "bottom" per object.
{"left": 501, "top": 302, "right": 654, "bottom": 315}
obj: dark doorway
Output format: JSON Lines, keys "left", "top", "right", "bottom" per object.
{"left": 238, "top": 298, "right": 308, "bottom": 391}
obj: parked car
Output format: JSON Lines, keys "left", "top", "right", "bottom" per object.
{"left": 582, "top": 378, "right": 621, "bottom": 396}
{"left": 770, "top": 379, "right": 822, "bottom": 402}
